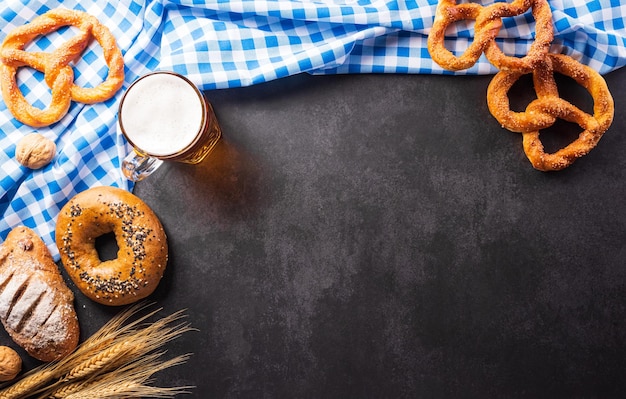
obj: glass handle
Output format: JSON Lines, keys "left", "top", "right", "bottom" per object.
{"left": 122, "top": 150, "right": 163, "bottom": 182}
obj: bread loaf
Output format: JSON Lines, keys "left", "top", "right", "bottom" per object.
{"left": 0, "top": 226, "right": 79, "bottom": 362}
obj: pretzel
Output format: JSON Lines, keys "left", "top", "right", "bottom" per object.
{"left": 427, "top": 0, "right": 614, "bottom": 171}
{"left": 0, "top": 8, "right": 124, "bottom": 127}
{"left": 427, "top": 0, "right": 553, "bottom": 72}
{"left": 484, "top": 0, "right": 553, "bottom": 72}
{"left": 487, "top": 53, "right": 614, "bottom": 171}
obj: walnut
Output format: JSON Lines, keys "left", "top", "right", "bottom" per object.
{"left": 0, "top": 346, "right": 21, "bottom": 381}
{"left": 15, "top": 133, "right": 56, "bottom": 169}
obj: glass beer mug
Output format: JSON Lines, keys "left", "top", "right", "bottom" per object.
{"left": 118, "top": 71, "right": 222, "bottom": 182}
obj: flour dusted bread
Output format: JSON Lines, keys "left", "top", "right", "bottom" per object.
{"left": 0, "top": 226, "right": 79, "bottom": 362}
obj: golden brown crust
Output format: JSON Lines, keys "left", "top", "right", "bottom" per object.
{"left": 427, "top": 0, "right": 552, "bottom": 72}
{"left": 56, "top": 186, "right": 168, "bottom": 306}
{"left": 427, "top": 1, "right": 485, "bottom": 71}
{"left": 487, "top": 53, "right": 614, "bottom": 171}
{"left": 483, "top": 0, "right": 553, "bottom": 72}
{"left": 0, "top": 8, "right": 124, "bottom": 127}
{"left": 428, "top": 0, "right": 614, "bottom": 171}
{"left": 0, "top": 226, "right": 79, "bottom": 362}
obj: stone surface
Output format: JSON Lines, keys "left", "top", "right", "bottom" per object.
{"left": 138, "top": 71, "right": 626, "bottom": 398}
{"left": 15, "top": 70, "right": 625, "bottom": 397}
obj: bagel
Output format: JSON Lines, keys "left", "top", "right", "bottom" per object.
{"left": 56, "top": 186, "right": 168, "bottom": 306}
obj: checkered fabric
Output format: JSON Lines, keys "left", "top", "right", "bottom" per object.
{"left": 1, "top": 0, "right": 625, "bottom": 259}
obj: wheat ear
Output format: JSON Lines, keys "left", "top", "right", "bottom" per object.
{"left": 47, "top": 379, "right": 90, "bottom": 398}
{"left": 60, "top": 354, "right": 193, "bottom": 399}
{"left": 0, "top": 303, "right": 194, "bottom": 398}
{"left": 0, "top": 369, "right": 55, "bottom": 399}
{"left": 61, "top": 339, "right": 134, "bottom": 382}
{"left": 53, "top": 302, "right": 163, "bottom": 375}
{"left": 46, "top": 353, "right": 191, "bottom": 398}
{"left": 63, "top": 381, "right": 187, "bottom": 399}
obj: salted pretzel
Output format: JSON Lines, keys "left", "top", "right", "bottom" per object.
{"left": 427, "top": 0, "right": 614, "bottom": 171}
{"left": 487, "top": 53, "right": 614, "bottom": 171}
{"left": 0, "top": 8, "right": 124, "bottom": 127}
{"left": 427, "top": 0, "right": 553, "bottom": 72}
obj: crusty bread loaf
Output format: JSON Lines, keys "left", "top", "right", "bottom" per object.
{"left": 0, "top": 226, "right": 79, "bottom": 362}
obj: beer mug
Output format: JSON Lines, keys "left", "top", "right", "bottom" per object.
{"left": 118, "top": 71, "right": 222, "bottom": 181}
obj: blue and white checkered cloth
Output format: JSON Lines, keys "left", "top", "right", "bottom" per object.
{"left": 1, "top": 0, "right": 625, "bottom": 259}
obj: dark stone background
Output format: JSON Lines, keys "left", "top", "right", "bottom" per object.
{"left": 8, "top": 68, "right": 626, "bottom": 398}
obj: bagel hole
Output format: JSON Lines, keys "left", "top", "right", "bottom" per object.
{"left": 537, "top": 118, "right": 582, "bottom": 154}
{"left": 95, "top": 232, "right": 119, "bottom": 262}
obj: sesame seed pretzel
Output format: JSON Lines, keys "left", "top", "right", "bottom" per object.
{"left": 427, "top": 0, "right": 553, "bottom": 72}
{"left": 487, "top": 53, "right": 614, "bottom": 171}
{"left": 0, "top": 8, "right": 124, "bottom": 127}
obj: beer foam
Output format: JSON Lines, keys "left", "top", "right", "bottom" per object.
{"left": 120, "top": 73, "right": 204, "bottom": 156}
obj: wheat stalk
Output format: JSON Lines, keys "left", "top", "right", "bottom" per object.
{"left": 63, "top": 381, "right": 188, "bottom": 399}
{"left": 0, "top": 369, "right": 55, "bottom": 399}
{"left": 0, "top": 303, "right": 195, "bottom": 399}
{"left": 53, "top": 303, "right": 165, "bottom": 375}
{"left": 61, "top": 339, "right": 134, "bottom": 382}
{"left": 45, "top": 353, "right": 192, "bottom": 399}
{"left": 47, "top": 379, "right": 90, "bottom": 398}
